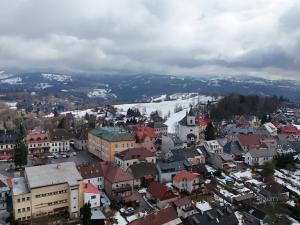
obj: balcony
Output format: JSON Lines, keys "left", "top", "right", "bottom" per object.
{"left": 112, "top": 184, "right": 132, "bottom": 194}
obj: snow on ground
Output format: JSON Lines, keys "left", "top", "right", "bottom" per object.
{"left": 0, "top": 77, "right": 22, "bottom": 84}
{"left": 230, "top": 169, "right": 252, "bottom": 180}
{"left": 35, "top": 83, "right": 53, "bottom": 89}
{"left": 165, "top": 109, "right": 187, "bottom": 133}
{"left": 287, "top": 200, "right": 296, "bottom": 207}
{"left": 288, "top": 216, "right": 300, "bottom": 225}
{"left": 4, "top": 102, "right": 17, "bottom": 109}
{"left": 114, "top": 212, "right": 127, "bottom": 225}
{"left": 205, "top": 165, "right": 216, "bottom": 173}
{"left": 234, "top": 211, "right": 244, "bottom": 225}
{"left": 0, "top": 71, "right": 11, "bottom": 80}
{"left": 114, "top": 94, "right": 215, "bottom": 133}
{"left": 87, "top": 88, "right": 117, "bottom": 98}
{"left": 196, "top": 201, "right": 212, "bottom": 212}
{"left": 151, "top": 94, "right": 167, "bottom": 102}
{"left": 41, "top": 73, "right": 72, "bottom": 82}
{"left": 274, "top": 169, "right": 300, "bottom": 196}
{"left": 138, "top": 188, "right": 146, "bottom": 194}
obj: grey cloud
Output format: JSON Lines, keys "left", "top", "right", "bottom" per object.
{"left": 1, "top": 0, "right": 300, "bottom": 79}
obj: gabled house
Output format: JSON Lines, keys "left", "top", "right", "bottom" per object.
{"left": 237, "top": 134, "right": 260, "bottom": 151}
{"left": 186, "top": 206, "right": 238, "bottom": 225}
{"left": 0, "top": 130, "right": 19, "bottom": 158}
{"left": 114, "top": 147, "right": 156, "bottom": 170}
{"left": 146, "top": 181, "right": 179, "bottom": 208}
{"left": 244, "top": 149, "right": 277, "bottom": 166}
{"left": 131, "top": 125, "right": 157, "bottom": 143}
{"left": 25, "top": 131, "right": 50, "bottom": 156}
{"left": 171, "top": 148, "right": 205, "bottom": 165}
{"left": 77, "top": 162, "right": 105, "bottom": 190}
{"left": 127, "top": 162, "right": 157, "bottom": 187}
{"left": 49, "top": 128, "right": 73, "bottom": 153}
{"left": 128, "top": 207, "right": 181, "bottom": 225}
{"left": 262, "top": 122, "right": 278, "bottom": 136}
{"left": 99, "top": 162, "right": 136, "bottom": 203}
{"left": 152, "top": 122, "right": 168, "bottom": 137}
{"left": 203, "top": 140, "right": 223, "bottom": 154}
{"left": 173, "top": 196, "right": 197, "bottom": 219}
{"left": 156, "top": 157, "right": 191, "bottom": 183}
{"left": 259, "top": 181, "right": 289, "bottom": 203}
{"left": 172, "top": 171, "right": 204, "bottom": 194}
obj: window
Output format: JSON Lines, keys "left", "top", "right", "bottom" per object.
{"left": 17, "top": 198, "right": 20, "bottom": 203}
{"left": 115, "top": 144, "right": 118, "bottom": 148}
{"left": 18, "top": 209, "right": 21, "bottom": 213}
{"left": 27, "top": 207, "right": 30, "bottom": 211}
{"left": 27, "top": 197, "right": 30, "bottom": 201}
{"left": 91, "top": 196, "right": 96, "bottom": 199}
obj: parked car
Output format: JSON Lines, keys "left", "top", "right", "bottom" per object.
{"left": 124, "top": 207, "right": 135, "bottom": 216}
{"left": 73, "top": 152, "right": 77, "bottom": 156}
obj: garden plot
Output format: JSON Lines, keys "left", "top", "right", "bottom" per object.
{"left": 274, "top": 169, "right": 300, "bottom": 196}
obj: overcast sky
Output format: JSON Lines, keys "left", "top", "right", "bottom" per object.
{"left": 1, "top": 0, "right": 300, "bottom": 79}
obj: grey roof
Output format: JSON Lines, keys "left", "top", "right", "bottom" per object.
{"left": 128, "top": 162, "right": 157, "bottom": 179}
{"left": 187, "top": 206, "right": 238, "bottom": 225}
{"left": 223, "top": 141, "right": 243, "bottom": 156}
{"left": 12, "top": 177, "right": 30, "bottom": 196}
{"left": 25, "top": 162, "right": 82, "bottom": 189}
{"left": 50, "top": 129, "right": 73, "bottom": 141}
{"left": 153, "top": 122, "right": 168, "bottom": 128}
{"left": 0, "top": 131, "right": 19, "bottom": 144}
{"left": 157, "top": 159, "right": 190, "bottom": 173}
{"left": 90, "top": 127, "right": 135, "bottom": 142}
{"left": 171, "top": 148, "right": 202, "bottom": 159}
{"left": 247, "top": 149, "right": 277, "bottom": 158}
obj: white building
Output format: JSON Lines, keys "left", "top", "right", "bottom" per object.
{"left": 244, "top": 149, "right": 277, "bottom": 166}
{"left": 49, "top": 129, "right": 73, "bottom": 153}
{"left": 176, "top": 107, "right": 200, "bottom": 145}
{"left": 172, "top": 171, "right": 202, "bottom": 194}
{"left": 203, "top": 140, "right": 223, "bottom": 154}
{"left": 84, "top": 183, "right": 101, "bottom": 208}
{"left": 262, "top": 122, "right": 278, "bottom": 136}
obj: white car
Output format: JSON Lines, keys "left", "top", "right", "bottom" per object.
{"left": 73, "top": 152, "right": 77, "bottom": 156}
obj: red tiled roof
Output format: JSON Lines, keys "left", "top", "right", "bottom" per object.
{"left": 135, "top": 142, "right": 157, "bottom": 153}
{"left": 25, "top": 131, "right": 50, "bottom": 143}
{"left": 132, "top": 125, "right": 157, "bottom": 142}
{"left": 84, "top": 183, "right": 100, "bottom": 194}
{"left": 238, "top": 134, "right": 260, "bottom": 147}
{"left": 280, "top": 124, "right": 300, "bottom": 135}
{"left": 100, "top": 161, "right": 133, "bottom": 183}
{"left": 146, "top": 181, "right": 178, "bottom": 201}
{"left": 114, "top": 147, "right": 155, "bottom": 161}
{"left": 128, "top": 207, "right": 179, "bottom": 225}
{"left": 173, "top": 196, "right": 193, "bottom": 207}
{"left": 173, "top": 170, "right": 200, "bottom": 182}
{"left": 196, "top": 117, "right": 212, "bottom": 126}
{"left": 77, "top": 162, "right": 104, "bottom": 179}
{"left": 77, "top": 161, "right": 133, "bottom": 183}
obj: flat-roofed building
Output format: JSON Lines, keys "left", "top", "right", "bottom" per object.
{"left": 12, "top": 162, "right": 83, "bottom": 223}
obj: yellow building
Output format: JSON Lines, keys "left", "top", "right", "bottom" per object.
{"left": 88, "top": 127, "right": 136, "bottom": 161}
{"left": 12, "top": 162, "right": 83, "bottom": 223}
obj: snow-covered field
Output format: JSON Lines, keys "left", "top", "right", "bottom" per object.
{"left": 41, "top": 73, "right": 72, "bottom": 82}
{"left": 114, "top": 94, "right": 217, "bottom": 133}
{"left": 0, "top": 76, "right": 22, "bottom": 84}
{"left": 35, "top": 83, "right": 53, "bottom": 89}
{"left": 87, "top": 88, "right": 117, "bottom": 99}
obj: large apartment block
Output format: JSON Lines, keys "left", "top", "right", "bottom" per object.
{"left": 88, "top": 127, "right": 135, "bottom": 161}
{"left": 12, "top": 162, "right": 83, "bottom": 223}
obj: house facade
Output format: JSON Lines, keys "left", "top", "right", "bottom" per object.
{"left": 12, "top": 162, "right": 83, "bottom": 223}
{"left": 88, "top": 127, "right": 135, "bottom": 161}
{"left": 114, "top": 147, "right": 156, "bottom": 170}
{"left": 244, "top": 149, "right": 277, "bottom": 166}
{"left": 172, "top": 171, "right": 203, "bottom": 194}
{"left": 25, "top": 131, "right": 51, "bottom": 156}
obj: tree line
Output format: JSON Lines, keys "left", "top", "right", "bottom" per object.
{"left": 210, "top": 95, "right": 282, "bottom": 121}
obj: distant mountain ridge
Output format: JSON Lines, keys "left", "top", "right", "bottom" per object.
{"left": 0, "top": 71, "right": 299, "bottom": 101}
